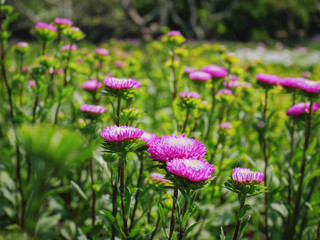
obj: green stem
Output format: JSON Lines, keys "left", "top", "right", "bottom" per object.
{"left": 169, "top": 188, "right": 178, "bottom": 239}
{"left": 117, "top": 96, "right": 121, "bottom": 126}
{"left": 119, "top": 153, "right": 129, "bottom": 239}
{"left": 233, "top": 194, "right": 246, "bottom": 240}
{"left": 181, "top": 108, "right": 190, "bottom": 134}
{"left": 205, "top": 84, "right": 216, "bottom": 140}
{"left": 90, "top": 159, "right": 96, "bottom": 227}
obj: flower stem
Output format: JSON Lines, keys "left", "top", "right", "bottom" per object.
{"left": 90, "top": 159, "right": 96, "bottom": 226}
{"left": 32, "top": 92, "right": 39, "bottom": 124}
{"left": 171, "top": 52, "right": 177, "bottom": 99}
{"left": 233, "top": 194, "right": 246, "bottom": 240}
{"left": 169, "top": 188, "right": 178, "bottom": 239}
{"left": 182, "top": 108, "right": 190, "bottom": 134}
{"left": 289, "top": 98, "right": 314, "bottom": 240}
{"left": 129, "top": 152, "right": 144, "bottom": 231}
{"left": 119, "top": 153, "right": 129, "bottom": 239}
{"left": 42, "top": 41, "right": 46, "bottom": 55}
{"left": 117, "top": 96, "right": 121, "bottom": 126}
{"left": 205, "top": 85, "right": 216, "bottom": 140}
{"left": 111, "top": 165, "right": 117, "bottom": 240}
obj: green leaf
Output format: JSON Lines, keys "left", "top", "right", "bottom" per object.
{"left": 239, "top": 215, "right": 251, "bottom": 237}
{"left": 219, "top": 226, "right": 226, "bottom": 240}
{"left": 71, "top": 181, "right": 88, "bottom": 201}
{"left": 182, "top": 203, "right": 196, "bottom": 228}
{"left": 44, "top": 185, "right": 73, "bottom": 199}
{"left": 238, "top": 204, "right": 252, "bottom": 220}
{"left": 171, "top": 231, "right": 177, "bottom": 240}
{"left": 124, "top": 187, "right": 131, "bottom": 217}
{"left": 157, "top": 202, "right": 168, "bottom": 239}
{"left": 183, "top": 221, "right": 200, "bottom": 240}
{"left": 99, "top": 210, "right": 126, "bottom": 239}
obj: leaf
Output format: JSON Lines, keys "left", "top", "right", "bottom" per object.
{"left": 238, "top": 204, "right": 252, "bottom": 221}
{"left": 99, "top": 210, "right": 126, "bottom": 239}
{"left": 182, "top": 203, "right": 196, "bottom": 228}
{"left": 239, "top": 215, "right": 251, "bottom": 237}
{"left": 183, "top": 221, "right": 200, "bottom": 240}
{"left": 157, "top": 202, "right": 168, "bottom": 239}
{"left": 219, "top": 226, "right": 226, "bottom": 240}
{"left": 171, "top": 231, "right": 177, "bottom": 240}
{"left": 124, "top": 187, "right": 131, "bottom": 217}
{"left": 71, "top": 181, "right": 88, "bottom": 201}
{"left": 44, "top": 185, "right": 73, "bottom": 199}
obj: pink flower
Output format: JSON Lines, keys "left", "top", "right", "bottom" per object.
{"left": 147, "top": 134, "right": 207, "bottom": 161}
{"left": 35, "top": 22, "right": 57, "bottom": 32}
{"left": 189, "top": 71, "right": 212, "bottom": 81}
{"left": 217, "top": 88, "right": 233, "bottom": 96}
{"left": 80, "top": 104, "right": 106, "bottom": 114}
{"left": 82, "top": 79, "right": 102, "bottom": 91}
{"left": 287, "top": 102, "right": 320, "bottom": 116}
{"left": 232, "top": 167, "right": 264, "bottom": 184}
{"left": 279, "top": 77, "right": 303, "bottom": 89}
{"left": 256, "top": 73, "right": 282, "bottom": 85}
{"left": 115, "top": 61, "right": 124, "bottom": 68}
{"left": 54, "top": 18, "right": 73, "bottom": 26}
{"left": 16, "top": 42, "right": 28, "bottom": 48}
{"left": 168, "top": 30, "right": 181, "bottom": 36}
{"left": 296, "top": 79, "right": 320, "bottom": 94}
{"left": 28, "top": 80, "right": 36, "bottom": 88}
{"left": 201, "top": 64, "right": 228, "bottom": 78}
{"left": 101, "top": 125, "right": 143, "bottom": 142}
{"left": 167, "top": 159, "right": 215, "bottom": 182}
{"left": 60, "top": 44, "right": 78, "bottom": 51}
{"left": 104, "top": 77, "right": 139, "bottom": 90}
{"left": 179, "top": 91, "right": 200, "bottom": 99}
{"left": 149, "top": 172, "right": 171, "bottom": 184}
{"left": 95, "top": 48, "right": 109, "bottom": 56}
{"left": 54, "top": 69, "right": 63, "bottom": 75}
{"left": 220, "top": 122, "right": 232, "bottom": 129}
{"left": 141, "top": 132, "right": 160, "bottom": 147}
{"left": 184, "top": 66, "right": 197, "bottom": 74}
{"left": 21, "top": 67, "right": 28, "bottom": 73}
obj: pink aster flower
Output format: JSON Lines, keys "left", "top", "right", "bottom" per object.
{"left": 95, "top": 48, "right": 109, "bottom": 56}
{"left": 256, "top": 73, "right": 282, "bottom": 86}
{"left": 80, "top": 104, "right": 106, "bottom": 114}
{"left": 184, "top": 66, "right": 197, "bottom": 74}
{"left": 279, "top": 77, "right": 303, "bottom": 89}
{"left": 216, "top": 88, "right": 233, "bottom": 96}
{"left": 104, "top": 77, "right": 139, "bottom": 90}
{"left": 168, "top": 30, "right": 181, "bottom": 36}
{"left": 28, "top": 80, "right": 36, "bottom": 88}
{"left": 287, "top": 102, "right": 320, "bottom": 116}
{"left": 147, "top": 134, "right": 207, "bottom": 161}
{"left": 101, "top": 125, "right": 143, "bottom": 142}
{"left": 54, "top": 18, "right": 73, "bottom": 26}
{"left": 179, "top": 91, "right": 200, "bottom": 99}
{"left": 141, "top": 132, "right": 160, "bottom": 147}
{"left": 82, "top": 79, "right": 102, "bottom": 91}
{"left": 60, "top": 44, "right": 78, "bottom": 51}
{"left": 189, "top": 71, "right": 212, "bottom": 81}
{"left": 115, "top": 61, "right": 124, "bottom": 68}
{"left": 16, "top": 42, "right": 28, "bottom": 48}
{"left": 220, "top": 122, "right": 232, "bottom": 129}
{"left": 201, "top": 64, "right": 228, "bottom": 78}
{"left": 35, "top": 22, "right": 57, "bottom": 32}
{"left": 149, "top": 172, "right": 171, "bottom": 184}
{"left": 21, "top": 67, "right": 28, "bottom": 73}
{"left": 296, "top": 79, "right": 320, "bottom": 94}
{"left": 232, "top": 167, "right": 264, "bottom": 184}
{"left": 167, "top": 159, "right": 215, "bottom": 182}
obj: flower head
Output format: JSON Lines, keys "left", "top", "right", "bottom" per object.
{"left": 179, "top": 91, "right": 200, "bottom": 99}
{"left": 95, "top": 48, "right": 109, "bottom": 56}
{"left": 60, "top": 44, "right": 78, "bottom": 51}
{"left": 115, "top": 61, "right": 124, "bottom": 68}
{"left": 82, "top": 79, "right": 102, "bottom": 91}
{"left": 35, "top": 22, "right": 57, "bottom": 32}
{"left": 16, "top": 42, "right": 28, "bottom": 48}
{"left": 287, "top": 102, "right": 320, "bottom": 116}
{"left": 101, "top": 125, "right": 143, "bottom": 142}
{"left": 279, "top": 77, "right": 303, "bottom": 89}
{"left": 149, "top": 172, "right": 171, "bottom": 184}
{"left": 167, "top": 159, "right": 215, "bottom": 182}
{"left": 184, "top": 66, "right": 197, "bottom": 74}
{"left": 80, "top": 104, "right": 106, "bottom": 115}
{"left": 189, "top": 71, "right": 211, "bottom": 81}
{"left": 28, "top": 80, "right": 36, "bottom": 88}
{"left": 217, "top": 88, "right": 233, "bottom": 96}
{"left": 104, "top": 77, "right": 139, "bottom": 90}
{"left": 232, "top": 167, "right": 264, "bottom": 184}
{"left": 256, "top": 73, "right": 282, "bottom": 86}
{"left": 296, "top": 79, "right": 320, "bottom": 94}
{"left": 220, "top": 122, "right": 232, "bottom": 130}
{"left": 201, "top": 65, "right": 228, "bottom": 78}
{"left": 147, "top": 134, "right": 206, "bottom": 161}
{"left": 54, "top": 18, "right": 73, "bottom": 26}
{"left": 141, "top": 132, "right": 160, "bottom": 147}
{"left": 168, "top": 30, "right": 181, "bottom": 36}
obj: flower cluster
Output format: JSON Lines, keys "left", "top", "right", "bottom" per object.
{"left": 82, "top": 79, "right": 102, "bottom": 91}
{"left": 201, "top": 64, "right": 228, "bottom": 78}
{"left": 287, "top": 102, "right": 320, "bottom": 116}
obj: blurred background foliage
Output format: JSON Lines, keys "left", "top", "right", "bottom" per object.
{"left": 7, "top": 0, "right": 320, "bottom": 43}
